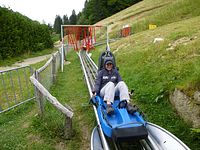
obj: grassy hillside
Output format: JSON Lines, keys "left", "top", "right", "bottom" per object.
{"left": 96, "top": 0, "right": 200, "bottom": 38}
{"left": 92, "top": 0, "right": 200, "bottom": 149}
{"left": 1, "top": 0, "right": 200, "bottom": 149}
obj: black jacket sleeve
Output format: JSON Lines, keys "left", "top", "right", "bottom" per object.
{"left": 116, "top": 69, "right": 123, "bottom": 83}
{"left": 93, "top": 71, "right": 102, "bottom": 94}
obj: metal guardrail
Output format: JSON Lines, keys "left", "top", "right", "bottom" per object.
{"left": 0, "top": 65, "right": 35, "bottom": 113}
{"left": 78, "top": 51, "right": 110, "bottom": 150}
{"left": 0, "top": 48, "right": 64, "bottom": 114}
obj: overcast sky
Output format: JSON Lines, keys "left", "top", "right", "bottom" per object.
{"left": 0, "top": 0, "right": 85, "bottom": 25}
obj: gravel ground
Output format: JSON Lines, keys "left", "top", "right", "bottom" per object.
{"left": 0, "top": 54, "right": 52, "bottom": 71}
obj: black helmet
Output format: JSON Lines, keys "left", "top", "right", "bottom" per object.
{"left": 98, "top": 51, "right": 116, "bottom": 71}
{"left": 104, "top": 57, "right": 113, "bottom": 66}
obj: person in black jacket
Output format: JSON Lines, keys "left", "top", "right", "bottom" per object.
{"left": 93, "top": 59, "right": 136, "bottom": 115}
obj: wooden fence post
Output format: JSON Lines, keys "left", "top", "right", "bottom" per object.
{"left": 64, "top": 104, "right": 73, "bottom": 139}
{"left": 35, "top": 70, "right": 45, "bottom": 116}
{"left": 52, "top": 54, "right": 56, "bottom": 83}
{"left": 64, "top": 115, "right": 73, "bottom": 139}
{"left": 59, "top": 48, "right": 62, "bottom": 70}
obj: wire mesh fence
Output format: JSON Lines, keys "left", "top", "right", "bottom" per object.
{"left": 36, "top": 50, "right": 61, "bottom": 90}
{"left": 0, "top": 66, "right": 34, "bottom": 113}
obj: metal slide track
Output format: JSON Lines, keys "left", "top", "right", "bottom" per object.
{"left": 78, "top": 50, "right": 190, "bottom": 150}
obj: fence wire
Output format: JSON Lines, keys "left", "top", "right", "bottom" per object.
{"left": 38, "top": 57, "right": 53, "bottom": 91}
{"left": 33, "top": 49, "right": 63, "bottom": 109}
{"left": 37, "top": 50, "right": 62, "bottom": 90}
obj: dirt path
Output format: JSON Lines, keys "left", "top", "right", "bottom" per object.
{"left": 0, "top": 54, "right": 52, "bottom": 71}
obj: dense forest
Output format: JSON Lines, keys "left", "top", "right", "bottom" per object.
{"left": 53, "top": 0, "right": 142, "bottom": 34}
{"left": 0, "top": 7, "right": 53, "bottom": 60}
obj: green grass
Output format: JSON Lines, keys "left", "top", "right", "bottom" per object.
{"left": 28, "top": 51, "right": 95, "bottom": 149}
{"left": 48, "top": 51, "right": 95, "bottom": 149}
{"left": 131, "top": 0, "right": 200, "bottom": 34}
{"left": 0, "top": 58, "right": 55, "bottom": 149}
{"left": 0, "top": 50, "right": 95, "bottom": 150}
{"left": 91, "top": 15, "right": 200, "bottom": 149}
{"left": 0, "top": 101, "right": 56, "bottom": 150}
{"left": 0, "top": 59, "right": 54, "bottom": 149}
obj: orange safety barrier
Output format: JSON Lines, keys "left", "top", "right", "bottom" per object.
{"left": 63, "top": 25, "right": 101, "bottom": 51}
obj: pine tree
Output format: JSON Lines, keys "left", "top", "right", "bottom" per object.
{"left": 63, "top": 15, "right": 69, "bottom": 25}
{"left": 69, "top": 10, "right": 77, "bottom": 25}
{"left": 53, "top": 15, "right": 63, "bottom": 34}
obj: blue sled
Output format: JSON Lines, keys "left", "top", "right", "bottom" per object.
{"left": 90, "top": 96, "right": 148, "bottom": 142}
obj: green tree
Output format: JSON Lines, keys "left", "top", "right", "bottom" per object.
{"left": 69, "top": 10, "right": 77, "bottom": 25}
{"left": 0, "top": 6, "right": 53, "bottom": 59}
{"left": 63, "top": 15, "right": 69, "bottom": 25}
{"left": 53, "top": 15, "right": 62, "bottom": 34}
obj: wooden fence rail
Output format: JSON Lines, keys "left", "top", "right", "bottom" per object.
{"left": 30, "top": 75, "right": 73, "bottom": 118}
{"left": 29, "top": 49, "right": 73, "bottom": 139}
